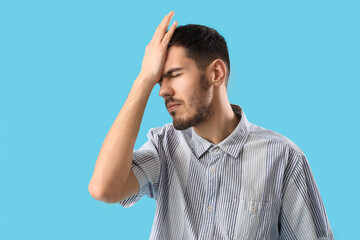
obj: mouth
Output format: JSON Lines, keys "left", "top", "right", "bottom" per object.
{"left": 167, "top": 103, "right": 181, "bottom": 111}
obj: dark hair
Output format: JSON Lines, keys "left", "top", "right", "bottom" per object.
{"left": 167, "top": 24, "right": 230, "bottom": 87}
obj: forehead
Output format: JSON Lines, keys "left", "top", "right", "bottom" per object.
{"left": 163, "top": 46, "right": 197, "bottom": 74}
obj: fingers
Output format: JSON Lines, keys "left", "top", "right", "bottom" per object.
{"left": 152, "top": 11, "right": 175, "bottom": 43}
{"left": 161, "top": 20, "right": 177, "bottom": 46}
{"left": 161, "top": 11, "right": 174, "bottom": 29}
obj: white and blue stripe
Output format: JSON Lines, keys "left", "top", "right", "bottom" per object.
{"left": 119, "top": 104, "right": 333, "bottom": 240}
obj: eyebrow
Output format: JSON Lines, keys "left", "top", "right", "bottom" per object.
{"left": 160, "top": 68, "right": 184, "bottom": 82}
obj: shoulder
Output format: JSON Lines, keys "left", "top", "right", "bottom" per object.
{"left": 247, "top": 123, "right": 311, "bottom": 187}
{"left": 247, "top": 122, "right": 305, "bottom": 157}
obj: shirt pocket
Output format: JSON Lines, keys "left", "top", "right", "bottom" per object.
{"left": 233, "top": 199, "right": 273, "bottom": 240}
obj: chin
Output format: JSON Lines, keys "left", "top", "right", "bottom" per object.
{"left": 173, "top": 124, "right": 191, "bottom": 131}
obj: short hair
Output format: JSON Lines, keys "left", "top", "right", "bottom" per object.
{"left": 167, "top": 24, "right": 230, "bottom": 87}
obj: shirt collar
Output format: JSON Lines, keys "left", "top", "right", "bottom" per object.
{"left": 189, "top": 104, "right": 250, "bottom": 159}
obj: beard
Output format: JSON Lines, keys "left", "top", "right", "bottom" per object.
{"left": 169, "top": 73, "right": 213, "bottom": 130}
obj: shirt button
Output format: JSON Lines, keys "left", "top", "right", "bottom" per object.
{"left": 251, "top": 206, "right": 257, "bottom": 212}
{"left": 210, "top": 168, "right": 216, "bottom": 173}
{"left": 213, "top": 147, "right": 220, "bottom": 152}
{"left": 207, "top": 206, "right": 212, "bottom": 212}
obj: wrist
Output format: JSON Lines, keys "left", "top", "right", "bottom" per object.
{"left": 137, "top": 71, "right": 159, "bottom": 88}
{"left": 130, "top": 73, "right": 156, "bottom": 97}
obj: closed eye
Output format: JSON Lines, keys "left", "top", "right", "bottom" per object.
{"left": 170, "top": 74, "right": 181, "bottom": 78}
{"left": 158, "top": 74, "right": 182, "bottom": 86}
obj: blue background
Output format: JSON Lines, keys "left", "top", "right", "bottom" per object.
{"left": 1, "top": 0, "right": 359, "bottom": 239}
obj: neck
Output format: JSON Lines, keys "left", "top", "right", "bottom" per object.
{"left": 192, "top": 88, "right": 240, "bottom": 144}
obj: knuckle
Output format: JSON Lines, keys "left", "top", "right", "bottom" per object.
{"left": 160, "top": 41, "right": 168, "bottom": 49}
{"left": 162, "top": 36, "right": 169, "bottom": 44}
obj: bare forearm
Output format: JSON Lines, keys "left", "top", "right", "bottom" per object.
{"left": 88, "top": 73, "right": 154, "bottom": 199}
{"left": 88, "top": 11, "right": 177, "bottom": 202}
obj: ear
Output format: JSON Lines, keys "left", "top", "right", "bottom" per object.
{"left": 207, "top": 59, "right": 227, "bottom": 87}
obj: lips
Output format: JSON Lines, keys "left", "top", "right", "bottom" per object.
{"left": 167, "top": 103, "right": 181, "bottom": 111}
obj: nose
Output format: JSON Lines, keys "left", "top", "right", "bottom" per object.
{"left": 158, "top": 78, "right": 174, "bottom": 98}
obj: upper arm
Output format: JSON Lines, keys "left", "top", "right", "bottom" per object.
{"left": 118, "top": 170, "right": 140, "bottom": 202}
{"left": 279, "top": 153, "right": 333, "bottom": 239}
{"left": 118, "top": 127, "right": 164, "bottom": 207}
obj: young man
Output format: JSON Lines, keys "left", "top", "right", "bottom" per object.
{"left": 88, "top": 11, "right": 334, "bottom": 240}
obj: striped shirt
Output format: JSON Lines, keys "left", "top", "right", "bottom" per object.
{"left": 119, "top": 104, "right": 334, "bottom": 240}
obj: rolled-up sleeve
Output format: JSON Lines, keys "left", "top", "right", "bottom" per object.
{"left": 119, "top": 127, "right": 162, "bottom": 208}
{"left": 279, "top": 152, "right": 334, "bottom": 239}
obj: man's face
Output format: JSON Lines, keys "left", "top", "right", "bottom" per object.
{"left": 159, "top": 46, "right": 213, "bottom": 130}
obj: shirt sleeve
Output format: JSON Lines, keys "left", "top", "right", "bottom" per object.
{"left": 279, "top": 151, "right": 334, "bottom": 240}
{"left": 119, "top": 127, "right": 162, "bottom": 208}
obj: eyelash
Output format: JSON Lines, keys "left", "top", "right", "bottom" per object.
{"left": 158, "top": 74, "right": 181, "bottom": 85}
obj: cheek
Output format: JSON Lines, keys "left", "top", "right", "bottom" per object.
{"left": 173, "top": 77, "right": 193, "bottom": 98}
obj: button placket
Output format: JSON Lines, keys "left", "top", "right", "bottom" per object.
{"left": 199, "top": 158, "right": 218, "bottom": 240}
